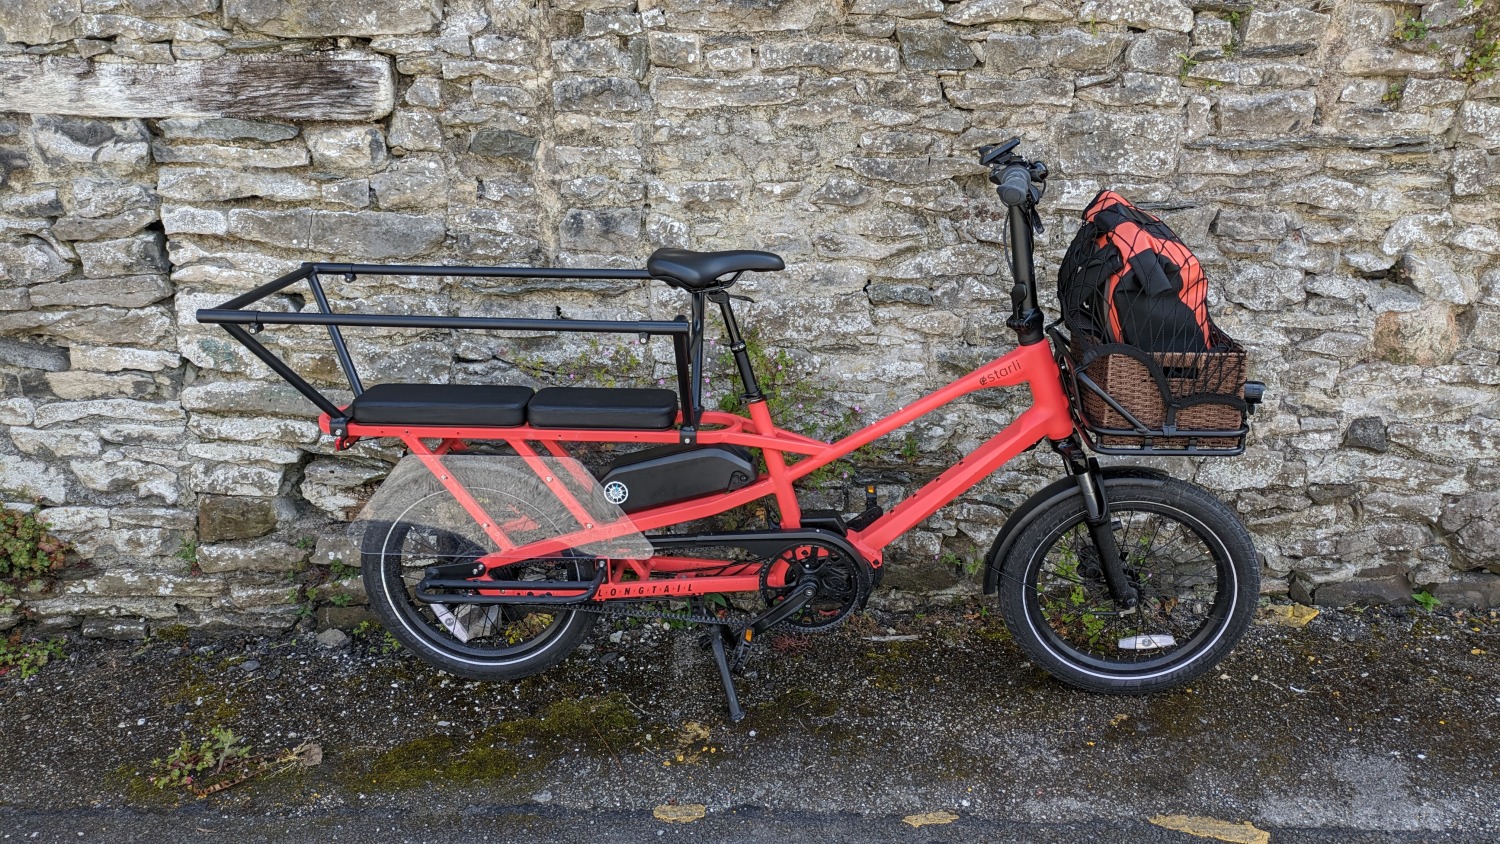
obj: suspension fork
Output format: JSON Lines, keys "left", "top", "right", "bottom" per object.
{"left": 1052, "top": 437, "right": 1140, "bottom": 609}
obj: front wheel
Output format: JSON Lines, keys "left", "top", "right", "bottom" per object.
{"left": 997, "top": 477, "right": 1258, "bottom": 693}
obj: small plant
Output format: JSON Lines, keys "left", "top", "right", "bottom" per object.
{"left": 327, "top": 559, "right": 358, "bottom": 581}
{"left": 0, "top": 507, "right": 69, "bottom": 582}
{"left": 327, "top": 593, "right": 354, "bottom": 607}
{"left": 0, "top": 635, "right": 64, "bottom": 679}
{"left": 1413, "top": 590, "right": 1440, "bottom": 612}
{"left": 1381, "top": 82, "right": 1406, "bottom": 103}
{"left": 1178, "top": 52, "right": 1201, "bottom": 82}
{"left": 148, "top": 726, "right": 320, "bottom": 798}
{"left": 294, "top": 537, "right": 316, "bottom": 550}
{"left": 1395, "top": 13, "right": 1430, "bottom": 42}
{"left": 150, "top": 726, "right": 250, "bottom": 792}
{"left": 1223, "top": 9, "right": 1244, "bottom": 28}
{"left": 175, "top": 539, "right": 201, "bottom": 576}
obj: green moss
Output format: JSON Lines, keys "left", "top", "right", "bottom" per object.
{"left": 353, "top": 693, "right": 644, "bottom": 791}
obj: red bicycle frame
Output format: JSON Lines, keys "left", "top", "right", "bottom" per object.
{"left": 316, "top": 338, "right": 1075, "bottom": 601}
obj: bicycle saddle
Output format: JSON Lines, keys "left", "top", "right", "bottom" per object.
{"left": 647, "top": 247, "right": 784, "bottom": 291}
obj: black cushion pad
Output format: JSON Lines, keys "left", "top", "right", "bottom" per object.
{"left": 528, "top": 387, "right": 679, "bottom": 430}
{"left": 349, "top": 383, "right": 533, "bottom": 427}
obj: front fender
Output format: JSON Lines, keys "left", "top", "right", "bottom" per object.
{"left": 981, "top": 466, "right": 1172, "bottom": 595}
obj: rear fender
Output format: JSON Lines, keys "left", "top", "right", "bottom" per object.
{"left": 981, "top": 466, "right": 1172, "bottom": 595}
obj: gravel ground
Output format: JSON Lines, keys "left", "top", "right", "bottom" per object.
{"left": 1, "top": 602, "right": 1496, "bottom": 843}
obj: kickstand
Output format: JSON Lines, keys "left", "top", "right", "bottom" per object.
{"left": 696, "top": 578, "right": 820, "bottom": 724}
{"left": 708, "top": 625, "right": 745, "bottom": 723}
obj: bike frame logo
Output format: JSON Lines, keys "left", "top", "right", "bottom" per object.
{"left": 603, "top": 480, "right": 629, "bottom": 505}
{"left": 977, "top": 358, "right": 1023, "bottom": 387}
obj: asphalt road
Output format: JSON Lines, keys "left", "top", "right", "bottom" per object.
{"left": 1, "top": 602, "right": 1496, "bottom": 843}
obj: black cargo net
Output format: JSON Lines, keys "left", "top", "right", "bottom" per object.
{"left": 1056, "top": 192, "right": 1249, "bottom": 453}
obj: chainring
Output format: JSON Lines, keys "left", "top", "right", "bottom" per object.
{"left": 758, "top": 541, "right": 871, "bottom": 632}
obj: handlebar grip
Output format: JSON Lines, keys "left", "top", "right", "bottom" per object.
{"left": 996, "top": 165, "right": 1032, "bottom": 207}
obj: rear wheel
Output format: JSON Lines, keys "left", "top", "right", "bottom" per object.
{"left": 997, "top": 478, "right": 1257, "bottom": 693}
{"left": 361, "top": 517, "right": 596, "bottom": 681}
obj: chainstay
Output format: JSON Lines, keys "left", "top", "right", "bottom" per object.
{"left": 503, "top": 600, "right": 735, "bottom": 626}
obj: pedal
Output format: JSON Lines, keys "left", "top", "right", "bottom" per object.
{"left": 846, "top": 505, "right": 883, "bottom": 532}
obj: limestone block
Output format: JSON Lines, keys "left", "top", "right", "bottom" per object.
{"left": 1373, "top": 301, "right": 1460, "bottom": 366}
{"left": 197, "top": 538, "right": 309, "bottom": 573}
{"left": 584, "top": 10, "right": 641, "bottom": 36}
{"left": 74, "top": 232, "right": 168, "bottom": 278}
{"left": 559, "top": 207, "right": 643, "bottom": 253}
{"left": 984, "top": 31, "right": 1127, "bottom": 71}
{"left": 1126, "top": 30, "right": 1191, "bottom": 74}
{"left": 2, "top": 188, "right": 64, "bottom": 217}
{"left": 1313, "top": 576, "right": 1413, "bottom": 607}
{"left": 843, "top": 156, "right": 984, "bottom": 185}
{"left": 811, "top": 177, "right": 873, "bottom": 207}
{"left": 180, "top": 381, "right": 334, "bottom": 416}
{"left": 1241, "top": 8, "right": 1330, "bottom": 57}
{"left": 150, "top": 140, "right": 309, "bottom": 169}
{"left": 552, "top": 77, "right": 643, "bottom": 112}
{"left": 551, "top": 37, "right": 635, "bottom": 75}
{"left": 32, "top": 398, "right": 181, "bottom": 428}
{"left": 188, "top": 461, "right": 287, "bottom": 498}
{"left": 705, "top": 46, "right": 752, "bottom": 72}
{"left": 0, "top": 239, "right": 73, "bottom": 286}
{"left": 945, "top": 0, "right": 1070, "bottom": 25}
{"left": 322, "top": 179, "right": 372, "bottom": 209}
{"left": 1340, "top": 47, "right": 1447, "bottom": 77}
{"left": 187, "top": 415, "right": 321, "bottom": 444}
{"left": 224, "top": 0, "right": 440, "bottom": 37}
{"left": 226, "top": 209, "right": 446, "bottom": 260}
{"left": 1459, "top": 101, "right": 1500, "bottom": 149}
{"left": 30, "top": 115, "right": 150, "bottom": 173}
{"left": 0, "top": 306, "right": 173, "bottom": 347}
{"left": 896, "top": 27, "right": 976, "bottom": 71}
{"left": 371, "top": 156, "right": 447, "bottom": 211}
{"left": 1216, "top": 91, "right": 1318, "bottom": 136}
{"left": 0, "top": 339, "right": 69, "bottom": 372}
{"left": 156, "top": 117, "right": 299, "bottom": 142}
{"left": 1220, "top": 263, "right": 1306, "bottom": 311}
{"left": 1400, "top": 253, "right": 1477, "bottom": 305}
{"left": 1453, "top": 149, "right": 1500, "bottom": 196}
{"left": 763, "top": 40, "right": 902, "bottom": 73}
{"left": 198, "top": 495, "right": 281, "bottom": 543}
{"left": 1079, "top": 0, "right": 1192, "bottom": 32}
{"left": 647, "top": 32, "right": 700, "bottom": 68}
{"left": 157, "top": 167, "right": 318, "bottom": 202}
{"left": 305, "top": 125, "right": 388, "bottom": 172}
{"left": 0, "top": 398, "right": 35, "bottom": 427}
{"left": 0, "top": 0, "right": 81, "bottom": 44}
{"left": 467, "top": 127, "right": 537, "bottom": 159}
{"left": 652, "top": 75, "right": 799, "bottom": 109}
{"left": 389, "top": 110, "right": 443, "bottom": 152}
{"left": 43, "top": 371, "right": 157, "bottom": 400}
{"left": 160, "top": 205, "right": 228, "bottom": 236}
{"left": 50, "top": 208, "right": 156, "bottom": 241}
{"left": 851, "top": 0, "right": 942, "bottom": 17}
{"left": 471, "top": 83, "right": 536, "bottom": 108}
{"left": 68, "top": 178, "right": 153, "bottom": 218}
{"left": 1051, "top": 111, "right": 1181, "bottom": 177}
{"left": 0, "top": 455, "right": 68, "bottom": 504}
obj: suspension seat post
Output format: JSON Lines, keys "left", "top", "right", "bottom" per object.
{"left": 708, "top": 289, "right": 763, "bottom": 402}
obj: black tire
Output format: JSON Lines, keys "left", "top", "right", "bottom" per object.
{"left": 361, "top": 518, "right": 596, "bottom": 682}
{"left": 997, "top": 477, "right": 1258, "bottom": 693}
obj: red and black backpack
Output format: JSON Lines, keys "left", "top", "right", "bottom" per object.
{"left": 1057, "top": 190, "right": 1221, "bottom": 355}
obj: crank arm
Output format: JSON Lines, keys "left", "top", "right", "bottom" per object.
{"left": 748, "top": 577, "right": 819, "bottom": 638}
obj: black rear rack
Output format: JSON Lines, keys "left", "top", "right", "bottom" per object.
{"left": 195, "top": 262, "right": 704, "bottom": 438}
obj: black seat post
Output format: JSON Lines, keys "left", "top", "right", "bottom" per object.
{"left": 708, "top": 290, "right": 762, "bottom": 402}
{"left": 687, "top": 292, "right": 707, "bottom": 430}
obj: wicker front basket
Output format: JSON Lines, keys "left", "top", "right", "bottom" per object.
{"left": 1076, "top": 346, "right": 1248, "bottom": 452}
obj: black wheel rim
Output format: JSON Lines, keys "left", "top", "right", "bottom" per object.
{"left": 378, "top": 519, "right": 585, "bottom": 662}
{"left": 1020, "top": 498, "right": 1237, "bottom": 677}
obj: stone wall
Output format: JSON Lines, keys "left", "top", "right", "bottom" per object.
{"left": 1, "top": 0, "right": 1497, "bottom": 636}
